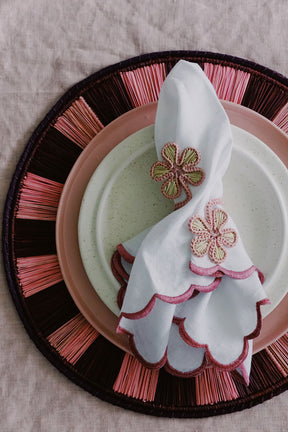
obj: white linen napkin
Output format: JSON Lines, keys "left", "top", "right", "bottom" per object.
{"left": 114, "top": 60, "right": 269, "bottom": 384}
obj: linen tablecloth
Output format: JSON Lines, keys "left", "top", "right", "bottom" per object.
{"left": 1, "top": 1, "right": 288, "bottom": 430}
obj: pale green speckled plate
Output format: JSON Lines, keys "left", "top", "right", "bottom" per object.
{"left": 78, "top": 123, "right": 288, "bottom": 318}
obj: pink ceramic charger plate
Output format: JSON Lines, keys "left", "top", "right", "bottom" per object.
{"left": 56, "top": 101, "right": 288, "bottom": 355}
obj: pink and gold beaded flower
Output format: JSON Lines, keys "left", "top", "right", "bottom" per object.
{"left": 188, "top": 203, "right": 237, "bottom": 264}
{"left": 150, "top": 142, "right": 205, "bottom": 210}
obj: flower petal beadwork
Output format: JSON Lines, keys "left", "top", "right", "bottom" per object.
{"left": 150, "top": 142, "right": 205, "bottom": 209}
{"left": 188, "top": 200, "right": 237, "bottom": 264}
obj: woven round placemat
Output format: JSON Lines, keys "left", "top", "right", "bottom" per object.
{"left": 3, "top": 51, "right": 288, "bottom": 418}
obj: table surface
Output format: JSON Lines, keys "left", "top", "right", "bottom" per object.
{"left": 1, "top": 1, "right": 288, "bottom": 431}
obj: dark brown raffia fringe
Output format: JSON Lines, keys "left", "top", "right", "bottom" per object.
{"left": 2, "top": 51, "right": 288, "bottom": 418}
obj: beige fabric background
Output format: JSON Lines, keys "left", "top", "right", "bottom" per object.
{"left": 1, "top": 1, "right": 288, "bottom": 430}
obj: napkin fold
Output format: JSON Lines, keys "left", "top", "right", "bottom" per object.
{"left": 112, "top": 60, "right": 269, "bottom": 385}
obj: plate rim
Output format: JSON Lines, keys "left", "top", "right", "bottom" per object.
{"left": 56, "top": 100, "right": 288, "bottom": 354}
{"left": 79, "top": 123, "right": 288, "bottom": 317}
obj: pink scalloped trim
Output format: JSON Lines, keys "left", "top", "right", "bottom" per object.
{"left": 114, "top": 244, "right": 265, "bottom": 319}
{"left": 115, "top": 244, "right": 223, "bottom": 318}
{"left": 189, "top": 261, "right": 265, "bottom": 282}
{"left": 174, "top": 297, "right": 270, "bottom": 371}
{"left": 164, "top": 354, "right": 208, "bottom": 378}
{"left": 117, "top": 297, "right": 269, "bottom": 379}
{"left": 117, "top": 325, "right": 168, "bottom": 370}
{"left": 111, "top": 251, "right": 128, "bottom": 309}
{"left": 112, "top": 249, "right": 216, "bottom": 309}
{"left": 111, "top": 251, "right": 126, "bottom": 284}
{"left": 111, "top": 249, "right": 129, "bottom": 281}
{"left": 119, "top": 277, "right": 221, "bottom": 320}
{"left": 117, "top": 244, "right": 135, "bottom": 264}
{"left": 118, "top": 322, "right": 218, "bottom": 379}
